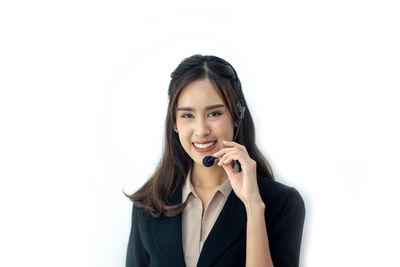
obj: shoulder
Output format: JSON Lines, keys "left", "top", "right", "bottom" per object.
{"left": 256, "top": 177, "right": 306, "bottom": 266}
{"left": 256, "top": 175, "right": 302, "bottom": 199}
{"left": 256, "top": 175, "right": 305, "bottom": 218}
{"left": 130, "top": 201, "right": 153, "bottom": 224}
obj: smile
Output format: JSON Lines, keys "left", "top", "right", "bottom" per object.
{"left": 192, "top": 141, "right": 217, "bottom": 153}
{"left": 193, "top": 141, "right": 216, "bottom": 148}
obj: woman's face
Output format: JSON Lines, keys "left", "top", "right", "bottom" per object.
{"left": 175, "top": 78, "right": 235, "bottom": 166}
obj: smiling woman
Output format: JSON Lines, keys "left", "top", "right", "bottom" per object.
{"left": 174, "top": 78, "right": 235, "bottom": 169}
{"left": 125, "top": 54, "right": 305, "bottom": 267}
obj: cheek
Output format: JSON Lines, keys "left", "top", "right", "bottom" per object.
{"left": 176, "top": 124, "right": 192, "bottom": 143}
{"left": 215, "top": 116, "right": 234, "bottom": 135}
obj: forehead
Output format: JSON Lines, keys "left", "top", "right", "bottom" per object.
{"left": 176, "top": 78, "right": 224, "bottom": 108}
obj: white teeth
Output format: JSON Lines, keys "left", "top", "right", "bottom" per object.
{"left": 193, "top": 141, "right": 216, "bottom": 148}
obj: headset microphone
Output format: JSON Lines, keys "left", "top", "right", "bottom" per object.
{"left": 202, "top": 156, "right": 216, "bottom": 167}
{"left": 202, "top": 104, "right": 246, "bottom": 172}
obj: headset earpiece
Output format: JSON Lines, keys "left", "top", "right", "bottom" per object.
{"left": 236, "top": 103, "right": 246, "bottom": 120}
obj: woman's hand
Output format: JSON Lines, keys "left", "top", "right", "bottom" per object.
{"left": 213, "top": 140, "right": 262, "bottom": 205}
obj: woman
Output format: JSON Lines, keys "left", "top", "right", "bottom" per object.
{"left": 125, "top": 54, "right": 305, "bottom": 267}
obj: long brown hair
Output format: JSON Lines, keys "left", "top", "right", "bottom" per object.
{"left": 125, "top": 54, "right": 274, "bottom": 218}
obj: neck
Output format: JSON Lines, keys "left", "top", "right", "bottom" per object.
{"left": 190, "top": 161, "right": 228, "bottom": 189}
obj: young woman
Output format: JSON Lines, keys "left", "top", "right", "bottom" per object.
{"left": 125, "top": 54, "right": 305, "bottom": 267}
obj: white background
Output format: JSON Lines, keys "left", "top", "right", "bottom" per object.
{"left": 1, "top": 0, "right": 399, "bottom": 266}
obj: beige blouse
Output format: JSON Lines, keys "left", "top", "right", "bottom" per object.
{"left": 181, "top": 168, "right": 233, "bottom": 267}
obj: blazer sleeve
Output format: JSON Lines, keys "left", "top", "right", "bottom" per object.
{"left": 267, "top": 187, "right": 306, "bottom": 267}
{"left": 126, "top": 204, "right": 150, "bottom": 267}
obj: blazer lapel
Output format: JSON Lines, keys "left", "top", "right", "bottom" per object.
{"left": 151, "top": 187, "right": 186, "bottom": 267}
{"left": 196, "top": 190, "right": 247, "bottom": 267}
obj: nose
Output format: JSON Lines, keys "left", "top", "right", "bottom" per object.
{"left": 194, "top": 116, "right": 211, "bottom": 137}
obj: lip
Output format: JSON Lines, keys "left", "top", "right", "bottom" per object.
{"left": 193, "top": 140, "right": 216, "bottom": 144}
{"left": 192, "top": 141, "right": 217, "bottom": 153}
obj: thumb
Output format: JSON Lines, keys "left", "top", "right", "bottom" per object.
{"left": 221, "top": 161, "right": 235, "bottom": 178}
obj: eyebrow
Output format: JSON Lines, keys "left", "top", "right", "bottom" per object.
{"left": 176, "top": 104, "right": 225, "bottom": 112}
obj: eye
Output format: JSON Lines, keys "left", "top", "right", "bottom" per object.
{"left": 208, "top": 111, "right": 222, "bottom": 117}
{"left": 181, "top": 113, "right": 194, "bottom": 118}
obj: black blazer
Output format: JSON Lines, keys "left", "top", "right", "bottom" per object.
{"left": 126, "top": 175, "right": 305, "bottom": 267}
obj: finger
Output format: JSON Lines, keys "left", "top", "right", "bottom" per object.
{"left": 219, "top": 151, "right": 254, "bottom": 172}
{"left": 222, "top": 140, "right": 247, "bottom": 154}
{"left": 218, "top": 151, "right": 242, "bottom": 166}
{"left": 220, "top": 159, "right": 235, "bottom": 177}
{"left": 213, "top": 147, "right": 237, "bottom": 158}
{"left": 218, "top": 150, "right": 237, "bottom": 164}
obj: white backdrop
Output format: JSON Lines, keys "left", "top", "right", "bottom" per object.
{"left": 1, "top": 0, "right": 399, "bottom": 266}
